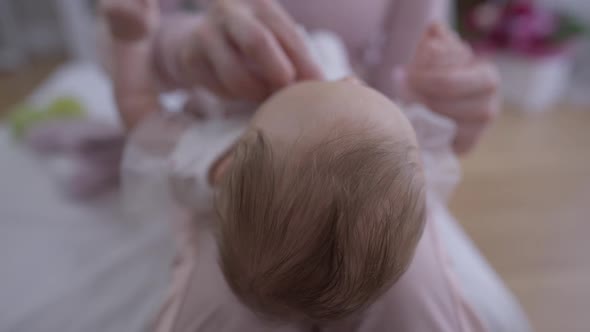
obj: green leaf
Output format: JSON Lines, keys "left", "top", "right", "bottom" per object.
{"left": 46, "top": 96, "right": 86, "bottom": 118}
{"left": 7, "top": 96, "right": 86, "bottom": 140}
{"left": 552, "top": 13, "right": 590, "bottom": 43}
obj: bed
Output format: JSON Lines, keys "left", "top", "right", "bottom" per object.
{"left": 0, "top": 62, "right": 174, "bottom": 332}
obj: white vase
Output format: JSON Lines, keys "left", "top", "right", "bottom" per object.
{"left": 494, "top": 53, "right": 572, "bottom": 112}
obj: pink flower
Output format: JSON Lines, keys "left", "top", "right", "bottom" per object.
{"left": 505, "top": 2, "right": 558, "bottom": 54}
{"left": 466, "top": 0, "right": 567, "bottom": 58}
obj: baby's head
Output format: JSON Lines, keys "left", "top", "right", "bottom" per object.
{"left": 215, "top": 80, "right": 426, "bottom": 322}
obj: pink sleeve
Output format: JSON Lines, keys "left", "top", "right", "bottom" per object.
{"left": 365, "top": 0, "right": 448, "bottom": 100}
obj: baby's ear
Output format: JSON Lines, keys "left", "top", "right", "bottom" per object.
{"left": 100, "top": 0, "right": 159, "bottom": 41}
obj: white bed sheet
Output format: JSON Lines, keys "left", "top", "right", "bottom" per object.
{"left": 0, "top": 62, "right": 175, "bottom": 332}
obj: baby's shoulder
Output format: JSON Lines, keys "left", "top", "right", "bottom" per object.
{"left": 157, "top": 231, "right": 308, "bottom": 332}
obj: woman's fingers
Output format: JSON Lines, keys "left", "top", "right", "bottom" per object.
{"left": 178, "top": 0, "right": 322, "bottom": 99}
{"left": 202, "top": 23, "right": 269, "bottom": 100}
{"left": 224, "top": 8, "right": 295, "bottom": 89}
{"left": 453, "top": 120, "right": 489, "bottom": 154}
{"left": 423, "top": 92, "right": 501, "bottom": 123}
{"left": 413, "top": 23, "right": 472, "bottom": 69}
{"left": 256, "top": 0, "right": 323, "bottom": 80}
{"left": 407, "top": 23, "right": 501, "bottom": 154}
{"left": 410, "top": 60, "right": 500, "bottom": 100}
{"left": 198, "top": 57, "right": 234, "bottom": 99}
{"left": 181, "top": 35, "right": 232, "bottom": 98}
{"left": 419, "top": 77, "right": 500, "bottom": 155}
{"left": 100, "top": 0, "right": 159, "bottom": 41}
{"left": 101, "top": 0, "right": 162, "bottom": 128}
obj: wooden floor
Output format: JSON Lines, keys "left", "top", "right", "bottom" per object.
{"left": 2, "top": 60, "right": 590, "bottom": 332}
{"left": 451, "top": 107, "right": 590, "bottom": 332}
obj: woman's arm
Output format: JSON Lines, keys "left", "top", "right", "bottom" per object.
{"left": 366, "top": 0, "right": 500, "bottom": 154}
{"left": 99, "top": 0, "right": 163, "bottom": 129}
{"left": 405, "top": 23, "right": 500, "bottom": 154}
{"left": 365, "top": 0, "right": 438, "bottom": 98}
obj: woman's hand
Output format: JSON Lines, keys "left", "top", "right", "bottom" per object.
{"left": 100, "top": 0, "right": 159, "bottom": 41}
{"left": 406, "top": 24, "right": 501, "bottom": 154}
{"left": 99, "top": 0, "right": 162, "bottom": 129}
{"left": 172, "top": 0, "right": 323, "bottom": 101}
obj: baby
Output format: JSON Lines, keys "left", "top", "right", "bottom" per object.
{"left": 125, "top": 78, "right": 427, "bottom": 329}
{"left": 114, "top": 4, "right": 484, "bottom": 330}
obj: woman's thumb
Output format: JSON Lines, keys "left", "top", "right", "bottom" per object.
{"left": 101, "top": 0, "right": 159, "bottom": 41}
{"left": 414, "top": 23, "right": 472, "bottom": 68}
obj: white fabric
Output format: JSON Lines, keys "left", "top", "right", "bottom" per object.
{"left": 25, "top": 61, "right": 191, "bottom": 125}
{"left": 305, "top": 30, "right": 353, "bottom": 80}
{"left": 404, "top": 104, "right": 461, "bottom": 202}
{"left": 26, "top": 62, "right": 119, "bottom": 125}
{"left": 0, "top": 61, "right": 180, "bottom": 332}
{"left": 170, "top": 115, "right": 248, "bottom": 216}
{"left": 0, "top": 128, "right": 175, "bottom": 332}
{"left": 404, "top": 105, "right": 531, "bottom": 332}
{"left": 121, "top": 111, "right": 249, "bottom": 233}
{"left": 436, "top": 199, "right": 532, "bottom": 332}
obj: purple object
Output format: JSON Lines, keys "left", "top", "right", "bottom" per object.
{"left": 467, "top": 0, "right": 576, "bottom": 58}
{"left": 25, "top": 119, "right": 126, "bottom": 199}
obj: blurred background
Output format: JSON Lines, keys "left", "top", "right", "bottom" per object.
{"left": 0, "top": 1, "right": 588, "bottom": 331}
{"left": 452, "top": 2, "right": 590, "bottom": 331}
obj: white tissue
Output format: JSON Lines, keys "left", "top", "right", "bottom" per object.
{"left": 404, "top": 104, "right": 461, "bottom": 202}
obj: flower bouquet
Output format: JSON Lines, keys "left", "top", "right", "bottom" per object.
{"left": 462, "top": 0, "right": 589, "bottom": 111}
